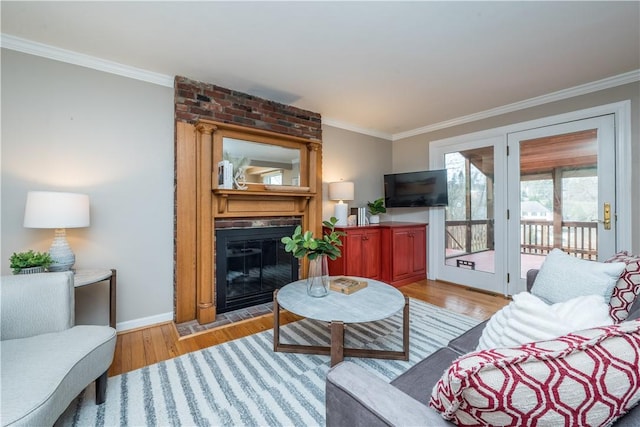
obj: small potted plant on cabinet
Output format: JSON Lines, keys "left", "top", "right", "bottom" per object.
{"left": 281, "top": 217, "right": 345, "bottom": 297}
{"left": 367, "top": 197, "right": 386, "bottom": 224}
{"left": 9, "top": 250, "right": 53, "bottom": 274}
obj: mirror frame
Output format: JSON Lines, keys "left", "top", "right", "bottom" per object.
{"left": 213, "top": 126, "right": 310, "bottom": 190}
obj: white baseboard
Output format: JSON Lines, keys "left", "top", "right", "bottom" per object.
{"left": 116, "top": 311, "right": 174, "bottom": 332}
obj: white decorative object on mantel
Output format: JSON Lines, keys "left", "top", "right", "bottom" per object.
{"left": 369, "top": 215, "right": 380, "bottom": 224}
{"left": 217, "top": 160, "right": 233, "bottom": 189}
{"left": 233, "top": 169, "right": 248, "bottom": 190}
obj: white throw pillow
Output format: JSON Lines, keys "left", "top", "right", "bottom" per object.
{"left": 531, "top": 248, "right": 625, "bottom": 304}
{"left": 476, "top": 291, "right": 613, "bottom": 350}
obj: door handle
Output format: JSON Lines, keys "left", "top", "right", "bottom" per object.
{"left": 603, "top": 202, "right": 611, "bottom": 230}
{"left": 591, "top": 203, "right": 612, "bottom": 230}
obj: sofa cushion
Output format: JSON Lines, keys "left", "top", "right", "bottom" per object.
{"left": 0, "top": 325, "right": 116, "bottom": 426}
{"left": 606, "top": 251, "right": 640, "bottom": 323}
{"left": 476, "top": 292, "right": 612, "bottom": 350}
{"left": 430, "top": 320, "right": 640, "bottom": 427}
{"left": 531, "top": 248, "right": 625, "bottom": 304}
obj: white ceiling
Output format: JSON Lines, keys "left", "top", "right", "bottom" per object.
{"left": 2, "top": 1, "right": 639, "bottom": 140}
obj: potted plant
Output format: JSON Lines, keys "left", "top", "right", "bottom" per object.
{"left": 9, "top": 250, "right": 53, "bottom": 274}
{"left": 367, "top": 197, "right": 387, "bottom": 224}
{"left": 281, "top": 217, "right": 345, "bottom": 297}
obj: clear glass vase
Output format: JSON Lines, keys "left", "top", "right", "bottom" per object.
{"left": 306, "top": 255, "right": 329, "bottom": 297}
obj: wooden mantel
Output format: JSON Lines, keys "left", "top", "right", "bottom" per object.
{"left": 212, "top": 189, "right": 315, "bottom": 216}
{"left": 175, "top": 119, "right": 323, "bottom": 324}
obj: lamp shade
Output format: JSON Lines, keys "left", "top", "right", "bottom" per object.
{"left": 328, "top": 181, "right": 354, "bottom": 201}
{"left": 24, "top": 191, "right": 90, "bottom": 229}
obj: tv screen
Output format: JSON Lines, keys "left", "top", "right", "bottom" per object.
{"left": 384, "top": 169, "right": 449, "bottom": 208}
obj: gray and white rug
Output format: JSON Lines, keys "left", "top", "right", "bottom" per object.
{"left": 56, "top": 299, "right": 478, "bottom": 427}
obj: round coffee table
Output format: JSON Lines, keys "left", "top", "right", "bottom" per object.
{"left": 273, "top": 277, "right": 409, "bottom": 366}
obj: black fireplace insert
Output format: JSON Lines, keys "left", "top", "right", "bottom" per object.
{"left": 215, "top": 226, "right": 298, "bottom": 314}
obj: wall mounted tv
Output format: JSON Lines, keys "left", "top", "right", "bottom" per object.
{"left": 384, "top": 169, "right": 449, "bottom": 208}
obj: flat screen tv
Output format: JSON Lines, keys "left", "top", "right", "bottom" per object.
{"left": 384, "top": 169, "right": 449, "bottom": 208}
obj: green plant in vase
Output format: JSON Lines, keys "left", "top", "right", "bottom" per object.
{"left": 367, "top": 197, "right": 386, "bottom": 224}
{"left": 281, "top": 217, "right": 345, "bottom": 297}
{"left": 9, "top": 250, "right": 53, "bottom": 274}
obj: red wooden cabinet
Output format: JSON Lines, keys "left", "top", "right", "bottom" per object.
{"left": 381, "top": 224, "right": 427, "bottom": 286}
{"left": 327, "top": 222, "right": 427, "bottom": 287}
{"left": 326, "top": 226, "right": 381, "bottom": 279}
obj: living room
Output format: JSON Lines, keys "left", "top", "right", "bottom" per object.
{"left": 2, "top": 2, "right": 640, "bottom": 426}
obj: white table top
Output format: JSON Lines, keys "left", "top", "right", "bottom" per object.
{"left": 73, "top": 268, "right": 112, "bottom": 287}
{"left": 277, "top": 278, "right": 405, "bottom": 324}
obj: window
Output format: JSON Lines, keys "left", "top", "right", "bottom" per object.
{"left": 262, "top": 171, "right": 283, "bottom": 185}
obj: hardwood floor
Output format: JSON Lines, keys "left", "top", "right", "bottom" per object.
{"left": 109, "top": 279, "right": 510, "bottom": 377}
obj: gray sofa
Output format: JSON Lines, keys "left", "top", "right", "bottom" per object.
{"left": 326, "top": 270, "right": 640, "bottom": 426}
{"left": 0, "top": 272, "right": 117, "bottom": 427}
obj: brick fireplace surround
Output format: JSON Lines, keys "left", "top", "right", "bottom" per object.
{"left": 174, "top": 76, "right": 323, "bottom": 325}
{"left": 174, "top": 76, "right": 321, "bottom": 139}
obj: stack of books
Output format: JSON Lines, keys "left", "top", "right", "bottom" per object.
{"left": 329, "top": 276, "right": 368, "bottom": 295}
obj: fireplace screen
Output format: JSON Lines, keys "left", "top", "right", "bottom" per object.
{"left": 215, "top": 226, "right": 298, "bottom": 313}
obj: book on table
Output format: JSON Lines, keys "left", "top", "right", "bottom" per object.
{"left": 329, "top": 276, "right": 368, "bottom": 295}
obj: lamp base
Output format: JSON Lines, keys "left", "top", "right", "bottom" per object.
{"left": 334, "top": 202, "right": 349, "bottom": 226}
{"left": 48, "top": 228, "right": 76, "bottom": 272}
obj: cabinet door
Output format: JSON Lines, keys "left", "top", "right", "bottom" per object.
{"left": 410, "top": 226, "right": 427, "bottom": 275}
{"left": 362, "top": 229, "right": 381, "bottom": 279}
{"left": 345, "top": 231, "right": 365, "bottom": 276}
{"left": 391, "top": 228, "right": 413, "bottom": 280}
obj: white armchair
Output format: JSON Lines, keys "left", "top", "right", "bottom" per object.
{"left": 1, "top": 272, "right": 116, "bottom": 426}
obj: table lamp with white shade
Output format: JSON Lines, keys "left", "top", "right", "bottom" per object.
{"left": 23, "top": 191, "right": 90, "bottom": 272}
{"left": 328, "top": 181, "right": 354, "bottom": 226}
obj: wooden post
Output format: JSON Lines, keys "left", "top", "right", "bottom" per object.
{"left": 330, "top": 321, "right": 345, "bottom": 366}
{"left": 175, "top": 122, "right": 197, "bottom": 322}
{"left": 196, "top": 123, "right": 216, "bottom": 324}
{"left": 552, "top": 168, "right": 563, "bottom": 251}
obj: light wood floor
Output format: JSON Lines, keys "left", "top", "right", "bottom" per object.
{"left": 109, "top": 279, "right": 510, "bottom": 377}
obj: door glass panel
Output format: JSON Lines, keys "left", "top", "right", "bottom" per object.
{"left": 444, "top": 148, "right": 495, "bottom": 273}
{"left": 519, "top": 130, "right": 598, "bottom": 277}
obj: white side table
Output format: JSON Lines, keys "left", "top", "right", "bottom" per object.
{"left": 73, "top": 268, "right": 117, "bottom": 329}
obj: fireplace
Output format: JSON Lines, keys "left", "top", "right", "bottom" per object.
{"left": 215, "top": 226, "right": 299, "bottom": 313}
{"left": 175, "top": 119, "right": 322, "bottom": 324}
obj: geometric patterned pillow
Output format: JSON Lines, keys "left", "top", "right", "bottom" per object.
{"left": 606, "top": 252, "right": 640, "bottom": 322}
{"left": 430, "top": 320, "right": 640, "bottom": 427}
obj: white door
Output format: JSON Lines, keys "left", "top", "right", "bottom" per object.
{"left": 506, "top": 115, "right": 617, "bottom": 294}
{"left": 430, "top": 136, "right": 507, "bottom": 294}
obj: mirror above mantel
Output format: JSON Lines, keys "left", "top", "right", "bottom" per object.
{"left": 223, "top": 137, "right": 301, "bottom": 186}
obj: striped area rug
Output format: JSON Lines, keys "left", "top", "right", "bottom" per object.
{"left": 56, "top": 299, "right": 478, "bottom": 426}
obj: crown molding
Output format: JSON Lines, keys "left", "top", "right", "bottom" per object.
{"left": 322, "top": 117, "right": 393, "bottom": 141}
{"left": 2, "top": 33, "right": 637, "bottom": 140}
{"left": 392, "top": 69, "right": 640, "bottom": 141}
{"left": 1, "top": 33, "right": 174, "bottom": 88}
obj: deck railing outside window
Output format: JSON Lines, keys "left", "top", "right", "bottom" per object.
{"left": 445, "top": 219, "right": 597, "bottom": 260}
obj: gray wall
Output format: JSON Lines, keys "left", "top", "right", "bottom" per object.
{"left": 321, "top": 125, "right": 392, "bottom": 221}
{"left": 392, "top": 82, "right": 640, "bottom": 253}
{"left": 1, "top": 49, "right": 175, "bottom": 329}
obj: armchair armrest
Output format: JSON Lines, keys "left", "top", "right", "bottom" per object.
{"left": 1, "top": 272, "right": 74, "bottom": 340}
{"left": 326, "top": 361, "right": 450, "bottom": 427}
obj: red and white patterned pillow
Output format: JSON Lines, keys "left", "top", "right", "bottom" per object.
{"left": 430, "top": 320, "right": 640, "bottom": 427}
{"left": 606, "top": 251, "right": 640, "bottom": 322}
